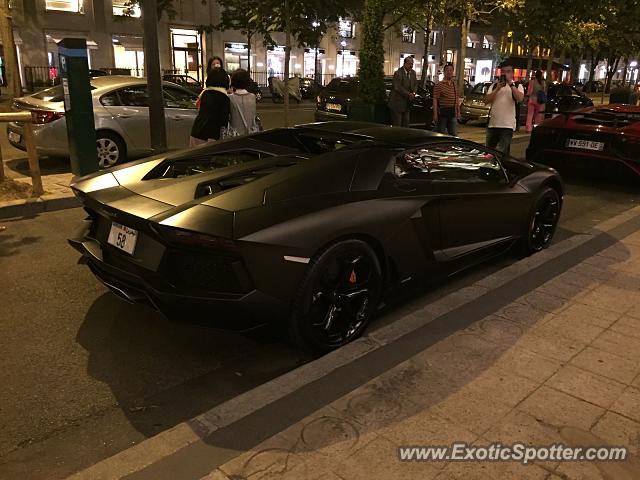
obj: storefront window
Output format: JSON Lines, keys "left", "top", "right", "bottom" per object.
{"left": 46, "top": 0, "right": 81, "bottom": 12}
{"left": 224, "top": 42, "right": 249, "bottom": 72}
{"left": 171, "top": 28, "right": 201, "bottom": 80}
{"left": 336, "top": 51, "right": 357, "bottom": 77}
{"left": 401, "top": 26, "right": 415, "bottom": 44}
{"left": 112, "top": 0, "right": 140, "bottom": 17}
{"left": 338, "top": 18, "right": 354, "bottom": 39}
{"left": 113, "top": 35, "right": 144, "bottom": 76}
{"left": 267, "top": 45, "right": 287, "bottom": 77}
{"left": 304, "top": 48, "right": 324, "bottom": 78}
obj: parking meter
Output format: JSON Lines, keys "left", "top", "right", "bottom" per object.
{"left": 57, "top": 38, "right": 98, "bottom": 176}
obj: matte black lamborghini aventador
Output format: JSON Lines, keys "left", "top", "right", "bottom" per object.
{"left": 69, "top": 122, "right": 563, "bottom": 352}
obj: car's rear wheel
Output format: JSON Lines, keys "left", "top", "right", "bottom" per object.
{"left": 290, "top": 239, "right": 382, "bottom": 353}
{"left": 96, "top": 131, "right": 126, "bottom": 169}
{"left": 521, "top": 187, "right": 561, "bottom": 255}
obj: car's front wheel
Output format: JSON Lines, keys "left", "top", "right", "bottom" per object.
{"left": 521, "top": 187, "right": 561, "bottom": 255}
{"left": 290, "top": 239, "right": 383, "bottom": 353}
{"left": 96, "top": 132, "right": 126, "bottom": 169}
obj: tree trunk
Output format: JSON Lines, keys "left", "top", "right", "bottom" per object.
{"left": 605, "top": 56, "right": 620, "bottom": 92}
{"left": 421, "top": 23, "right": 431, "bottom": 83}
{"left": 546, "top": 46, "right": 554, "bottom": 81}
{"left": 283, "top": 0, "right": 291, "bottom": 127}
{"left": 141, "top": 0, "right": 167, "bottom": 151}
{"left": 621, "top": 56, "right": 629, "bottom": 86}
{"left": 569, "top": 55, "right": 579, "bottom": 84}
{"left": 247, "top": 32, "right": 252, "bottom": 73}
{"left": 0, "top": 0, "right": 22, "bottom": 98}
{"left": 526, "top": 41, "right": 534, "bottom": 80}
{"left": 456, "top": 18, "right": 469, "bottom": 97}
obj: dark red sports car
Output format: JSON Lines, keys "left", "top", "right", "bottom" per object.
{"left": 526, "top": 104, "right": 640, "bottom": 178}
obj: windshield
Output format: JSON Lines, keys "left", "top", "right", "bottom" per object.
{"left": 471, "top": 83, "right": 490, "bottom": 95}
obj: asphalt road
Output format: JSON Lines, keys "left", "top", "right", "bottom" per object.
{"left": 1, "top": 113, "right": 639, "bottom": 479}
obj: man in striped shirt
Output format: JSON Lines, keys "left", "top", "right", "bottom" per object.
{"left": 432, "top": 63, "right": 460, "bottom": 136}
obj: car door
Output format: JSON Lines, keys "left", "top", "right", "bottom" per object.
{"left": 395, "top": 142, "right": 529, "bottom": 259}
{"left": 102, "top": 85, "right": 151, "bottom": 153}
{"left": 163, "top": 86, "right": 198, "bottom": 149}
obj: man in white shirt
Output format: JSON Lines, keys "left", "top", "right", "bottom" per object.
{"left": 484, "top": 63, "right": 525, "bottom": 156}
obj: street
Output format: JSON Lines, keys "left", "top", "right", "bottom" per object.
{"left": 1, "top": 154, "right": 638, "bottom": 478}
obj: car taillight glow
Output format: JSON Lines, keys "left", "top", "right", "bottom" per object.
{"left": 31, "top": 110, "right": 65, "bottom": 124}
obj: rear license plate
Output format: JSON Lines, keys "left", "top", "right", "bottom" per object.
{"left": 8, "top": 131, "right": 21, "bottom": 144}
{"left": 107, "top": 222, "right": 138, "bottom": 255}
{"left": 326, "top": 103, "right": 342, "bottom": 112}
{"left": 566, "top": 139, "right": 605, "bottom": 151}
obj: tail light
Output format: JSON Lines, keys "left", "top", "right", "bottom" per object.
{"left": 30, "top": 110, "right": 65, "bottom": 124}
{"left": 157, "top": 226, "right": 238, "bottom": 252}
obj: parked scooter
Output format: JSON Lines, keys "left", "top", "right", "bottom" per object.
{"left": 268, "top": 76, "right": 302, "bottom": 103}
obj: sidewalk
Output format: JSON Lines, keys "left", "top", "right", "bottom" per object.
{"left": 199, "top": 223, "right": 640, "bottom": 480}
{"left": 65, "top": 208, "right": 640, "bottom": 480}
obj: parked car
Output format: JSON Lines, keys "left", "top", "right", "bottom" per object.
{"left": 315, "top": 76, "right": 434, "bottom": 128}
{"left": 544, "top": 83, "right": 594, "bottom": 117}
{"left": 526, "top": 104, "right": 640, "bottom": 179}
{"left": 583, "top": 80, "right": 605, "bottom": 93}
{"left": 459, "top": 81, "right": 494, "bottom": 124}
{"left": 162, "top": 74, "right": 202, "bottom": 94}
{"left": 69, "top": 121, "right": 563, "bottom": 352}
{"left": 299, "top": 77, "right": 321, "bottom": 99}
{"left": 8, "top": 76, "right": 198, "bottom": 168}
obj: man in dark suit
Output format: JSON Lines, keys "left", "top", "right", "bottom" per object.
{"left": 388, "top": 56, "right": 418, "bottom": 127}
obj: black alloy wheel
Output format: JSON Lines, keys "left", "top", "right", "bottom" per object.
{"left": 524, "top": 187, "right": 561, "bottom": 254}
{"left": 291, "top": 239, "right": 382, "bottom": 353}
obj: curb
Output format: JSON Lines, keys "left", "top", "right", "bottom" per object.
{"left": 65, "top": 204, "right": 640, "bottom": 480}
{"left": 0, "top": 192, "right": 79, "bottom": 219}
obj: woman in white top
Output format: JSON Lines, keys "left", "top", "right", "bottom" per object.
{"left": 229, "top": 69, "right": 258, "bottom": 135}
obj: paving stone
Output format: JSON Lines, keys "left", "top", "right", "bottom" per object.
{"left": 583, "top": 253, "right": 625, "bottom": 270}
{"left": 545, "top": 365, "right": 627, "bottom": 409}
{"left": 578, "top": 285, "right": 640, "bottom": 314}
{"left": 494, "top": 303, "right": 553, "bottom": 328}
{"left": 555, "top": 462, "right": 607, "bottom": 480}
{"left": 380, "top": 410, "right": 477, "bottom": 450}
{"left": 537, "top": 274, "right": 595, "bottom": 301}
{"left": 517, "top": 386, "right": 605, "bottom": 430}
{"left": 570, "top": 346, "right": 640, "bottom": 385}
{"left": 438, "top": 462, "right": 493, "bottom": 480}
{"left": 554, "top": 303, "right": 621, "bottom": 329}
{"left": 621, "top": 230, "right": 640, "bottom": 247}
{"left": 491, "top": 346, "right": 563, "bottom": 384}
{"left": 633, "top": 375, "right": 640, "bottom": 389}
{"left": 610, "top": 387, "right": 640, "bottom": 423}
{"left": 609, "top": 315, "right": 640, "bottom": 340}
{"left": 465, "top": 368, "right": 540, "bottom": 407}
{"left": 530, "top": 314, "right": 605, "bottom": 345}
{"left": 515, "top": 330, "right": 587, "bottom": 363}
{"left": 200, "top": 469, "right": 231, "bottom": 480}
{"left": 483, "top": 410, "right": 565, "bottom": 449}
{"left": 592, "top": 330, "right": 640, "bottom": 362}
{"left": 334, "top": 436, "right": 442, "bottom": 480}
{"left": 591, "top": 412, "right": 640, "bottom": 457}
{"left": 568, "top": 262, "right": 617, "bottom": 282}
{"left": 431, "top": 387, "right": 512, "bottom": 437}
{"left": 519, "top": 290, "right": 572, "bottom": 315}
{"left": 471, "top": 461, "right": 550, "bottom": 480}
{"left": 464, "top": 315, "right": 526, "bottom": 346}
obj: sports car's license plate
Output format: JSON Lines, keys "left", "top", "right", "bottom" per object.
{"left": 8, "top": 131, "right": 21, "bottom": 144}
{"left": 107, "top": 222, "right": 138, "bottom": 255}
{"left": 566, "top": 139, "right": 605, "bottom": 151}
{"left": 326, "top": 103, "right": 342, "bottom": 112}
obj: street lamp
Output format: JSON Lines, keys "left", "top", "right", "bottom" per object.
{"left": 312, "top": 21, "right": 320, "bottom": 85}
{"left": 340, "top": 40, "right": 347, "bottom": 77}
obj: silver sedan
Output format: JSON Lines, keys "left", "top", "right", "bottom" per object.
{"left": 7, "top": 76, "right": 199, "bottom": 168}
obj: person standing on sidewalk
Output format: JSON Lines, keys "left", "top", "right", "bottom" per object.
{"left": 485, "top": 63, "right": 525, "bottom": 156}
{"left": 432, "top": 63, "right": 460, "bottom": 136}
{"left": 526, "top": 70, "right": 547, "bottom": 133}
{"left": 388, "top": 57, "right": 417, "bottom": 127}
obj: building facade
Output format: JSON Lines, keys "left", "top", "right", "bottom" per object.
{"left": 6, "top": 0, "right": 504, "bottom": 90}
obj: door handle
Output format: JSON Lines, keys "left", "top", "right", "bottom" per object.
{"left": 116, "top": 114, "right": 131, "bottom": 119}
{"left": 171, "top": 116, "right": 184, "bottom": 121}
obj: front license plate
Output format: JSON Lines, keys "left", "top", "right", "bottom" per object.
{"left": 107, "top": 222, "right": 138, "bottom": 255}
{"left": 8, "top": 131, "right": 21, "bottom": 144}
{"left": 566, "top": 138, "right": 605, "bottom": 151}
{"left": 326, "top": 103, "right": 342, "bottom": 112}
